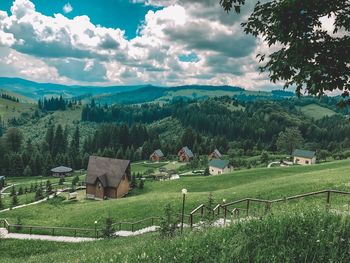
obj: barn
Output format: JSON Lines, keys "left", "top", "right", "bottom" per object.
{"left": 85, "top": 156, "right": 131, "bottom": 200}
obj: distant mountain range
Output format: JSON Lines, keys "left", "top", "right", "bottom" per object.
{"left": 0, "top": 77, "right": 295, "bottom": 104}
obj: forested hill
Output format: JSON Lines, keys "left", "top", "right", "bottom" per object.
{"left": 0, "top": 77, "right": 295, "bottom": 104}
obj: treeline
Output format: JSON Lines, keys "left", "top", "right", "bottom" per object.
{"left": 1, "top": 93, "right": 19, "bottom": 102}
{"left": 81, "top": 99, "right": 173, "bottom": 124}
{"left": 38, "top": 96, "right": 80, "bottom": 111}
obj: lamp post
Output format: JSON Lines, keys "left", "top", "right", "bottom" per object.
{"left": 222, "top": 199, "right": 227, "bottom": 226}
{"left": 94, "top": 221, "right": 98, "bottom": 238}
{"left": 181, "top": 188, "right": 187, "bottom": 234}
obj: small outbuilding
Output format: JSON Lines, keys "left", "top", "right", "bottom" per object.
{"left": 51, "top": 166, "right": 73, "bottom": 178}
{"left": 150, "top": 149, "right": 165, "bottom": 162}
{"left": 208, "top": 159, "right": 233, "bottom": 175}
{"left": 292, "top": 149, "right": 316, "bottom": 165}
{"left": 178, "top": 146, "right": 194, "bottom": 162}
{"left": 85, "top": 156, "right": 131, "bottom": 200}
{"left": 208, "top": 149, "right": 222, "bottom": 160}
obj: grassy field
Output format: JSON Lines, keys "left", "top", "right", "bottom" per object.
{"left": 298, "top": 103, "right": 336, "bottom": 120}
{"left": 0, "top": 98, "right": 35, "bottom": 122}
{"left": 2, "top": 160, "right": 350, "bottom": 230}
{"left": 131, "top": 161, "right": 186, "bottom": 174}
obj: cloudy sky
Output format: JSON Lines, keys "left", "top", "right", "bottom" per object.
{"left": 0, "top": 0, "right": 283, "bottom": 89}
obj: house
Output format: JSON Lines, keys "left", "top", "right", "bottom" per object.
{"left": 51, "top": 166, "right": 73, "bottom": 178}
{"left": 208, "top": 149, "right": 222, "bottom": 160}
{"left": 208, "top": 159, "right": 233, "bottom": 175}
{"left": 178, "top": 146, "right": 194, "bottom": 162}
{"left": 292, "top": 149, "right": 316, "bottom": 165}
{"left": 85, "top": 156, "right": 131, "bottom": 200}
{"left": 150, "top": 149, "right": 165, "bottom": 162}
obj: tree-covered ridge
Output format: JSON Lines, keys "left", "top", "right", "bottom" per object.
{"left": 1, "top": 93, "right": 19, "bottom": 102}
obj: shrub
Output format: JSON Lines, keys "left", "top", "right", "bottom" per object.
{"left": 159, "top": 204, "right": 178, "bottom": 238}
{"left": 102, "top": 217, "right": 115, "bottom": 238}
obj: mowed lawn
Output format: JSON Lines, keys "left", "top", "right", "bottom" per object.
{"left": 2, "top": 160, "right": 350, "bottom": 229}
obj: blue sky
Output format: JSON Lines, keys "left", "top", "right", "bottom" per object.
{"left": 0, "top": 0, "right": 158, "bottom": 39}
{"left": 0, "top": 0, "right": 290, "bottom": 89}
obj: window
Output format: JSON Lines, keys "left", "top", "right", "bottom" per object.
{"left": 305, "top": 160, "right": 309, "bottom": 164}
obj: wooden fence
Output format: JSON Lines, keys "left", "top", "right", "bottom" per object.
{"left": 188, "top": 189, "right": 350, "bottom": 228}
{"left": 2, "top": 189, "right": 350, "bottom": 238}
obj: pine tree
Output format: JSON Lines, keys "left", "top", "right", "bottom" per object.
{"left": 12, "top": 193, "right": 19, "bottom": 207}
{"left": 0, "top": 194, "right": 4, "bottom": 210}
{"left": 10, "top": 186, "right": 16, "bottom": 197}
{"left": 139, "top": 179, "right": 144, "bottom": 190}
{"left": 18, "top": 186, "right": 24, "bottom": 195}
{"left": 35, "top": 187, "right": 43, "bottom": 201}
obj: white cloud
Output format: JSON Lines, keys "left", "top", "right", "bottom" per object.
{"left": 0, "top": 0, "right": 281, "bottom": 89}
{"left": 63, "top": 3, "right": 73, "bottom": 14}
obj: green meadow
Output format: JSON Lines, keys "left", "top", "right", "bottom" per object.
{"left": 2, "top": 160, "right": 350, "bottom": 231}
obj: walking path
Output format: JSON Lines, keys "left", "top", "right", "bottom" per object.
{"left": 0, "top": 191, "right": 64, "bottom": 213}
{"left": 0, "top": 228, "right": 96, "bottom": 243}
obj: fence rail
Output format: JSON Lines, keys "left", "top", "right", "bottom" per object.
{"left": 188, "top": 189, "right": 350, "bottom": 228}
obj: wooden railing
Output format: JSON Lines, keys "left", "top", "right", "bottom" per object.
{"left": 0, "top": 218, "right": 99, "bottom": 238}
{"left": 188, "top": 189, "right": 350, "bottom": 228}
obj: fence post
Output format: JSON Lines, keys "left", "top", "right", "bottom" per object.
{"left": 30, "top": 227, "right": 32, "bottom": 235}
{"left": 74, "top": 229, "right": 77, "bottom": 237}
{"left": 201, "top": 206, "right": 204, "bottom": 218}
{"left": 224, "top": 206, "right": 227, "bottom": 226}
{"left": 151, "top": 217, "right": 154, "bottom": 226}
{"left": 326, "top": 191, "right": 331, "bottom": 211}
{"left": 190, "top": 214, "right": 193, "bottom": 229}
{"left": 246, "top": 199, "right": 250, "bottom": 217}
{"left": 52, "top": 228, "right": 55, "bottom": 236}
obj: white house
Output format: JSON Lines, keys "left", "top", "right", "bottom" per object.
{"left": 292, "top": 149, "right": 316, "bottom": 165}
{"left": 208, "top": 159, "right": 233, "bottom": 175}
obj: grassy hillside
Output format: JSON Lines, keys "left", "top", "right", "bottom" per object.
{"left": 2, "top": 160, "right": 350, "bottom": 229}
{"left": 298, "top": 103, "right": 336, "bottom": 120}
{"left": 0, "top": 98, "right": 36, "bottom": 122}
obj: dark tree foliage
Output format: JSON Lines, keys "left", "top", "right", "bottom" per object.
{"left": 220, "top": 0, "right": 350, "bottom": 102}
{"left": 0, "top": 93, "right": 19, "bottom": 102}
{"left": 38, "top": 96, "right": 77, "bottom": 111}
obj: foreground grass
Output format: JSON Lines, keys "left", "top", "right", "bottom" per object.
{"left": 2, "top": 160, "right": 350, "bottom": 230}
{"left": 1, "top": 207, "right": 350, "bottom": 263}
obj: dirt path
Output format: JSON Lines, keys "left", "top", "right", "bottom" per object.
{"left": 0, "top": 228, "right": 96, "bottom": 243}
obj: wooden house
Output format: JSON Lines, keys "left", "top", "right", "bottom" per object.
{"left": 292, "top": 149, "right": 316, "bottom": 165}
{"left": 85, "top": 156, "right": 131, "bottom": 200}
{"left": 150, "top": 149, "right": 165, "bottom": 162}
{"left": 208, "top": 159, "right": 233, "bottom": 175}
{"left": 51, "top": 166, "right": 73, "bottom": 178}
{"left": 178, "top": 146, "right": 194, "bottom": 162}
{"left": 208, "top": 149, "right": 222, "bottom": 160}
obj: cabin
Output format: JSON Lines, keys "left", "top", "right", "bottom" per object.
{"left": 51, "top": 166, "right": 73, "bottom": 178}
{"left": 208, "top": 159, "right": 233, "bottom": 175}
{"left": 208, "top": 149, "right": 222, "bottom": 160}
{"left": 150, "top": 149, "right": 165, "bottom": 162}
{"left": 85, "top": 156, "right": 131, "bottom": 200}
{"left": 292, "top": 149, "right": 316, "bottom": 165}
{"left": 178, "top": 146, "right": 194, "bottom": 162}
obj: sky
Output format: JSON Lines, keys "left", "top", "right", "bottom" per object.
{"left": 0, "top": 0, "right": 335, "bottom": 90}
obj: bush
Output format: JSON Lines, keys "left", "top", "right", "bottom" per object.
{"left": 159, "top": 204, "right": 178, "bottom": 238}
{"left": 101, "top": 217, "right": 115, "bottom": 238}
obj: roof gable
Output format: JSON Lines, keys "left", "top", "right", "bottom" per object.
{"left": 86, "top": 156, "right": 130, "bottom": 188}
{"left": 292, "top": 149, "right": 316, "bottom": 159}
{"left": 213, "top": 149, "right": 222, "bottom": 158}
{"left": 209, "top": 159, "right": 230, "bottom": 169}
{"left": 154, "top": 149, "right": 164, "bottom": 157}
{"left": 182, "top": 146, "right": 194, "bottom": 158}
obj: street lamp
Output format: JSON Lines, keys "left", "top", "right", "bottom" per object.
{"left": 181, "top": 188, "right": 187, "bottom": 234}
{"left": 94, "top": 221, "right": 98, "bottom": 238}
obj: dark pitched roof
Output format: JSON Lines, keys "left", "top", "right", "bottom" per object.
{"left": 213, "top": 149, "right": 222, "bottom": 158}
{"left": 292, "top": 149, "right": 316, "bottom": 159}
{"left": 209, "top": 159, "right": 230, "bottom": 169}
{"left": 85, "top": 156, "right": 130, "bottom": 188}
{"left": 51, "top": 166, "right": 73, "bottom": 173}
{"left": 182, "top": 146, "right": 194, "bottom": 158}
{"left": 154, "top": 149, "right": 164, "bottom": 158}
